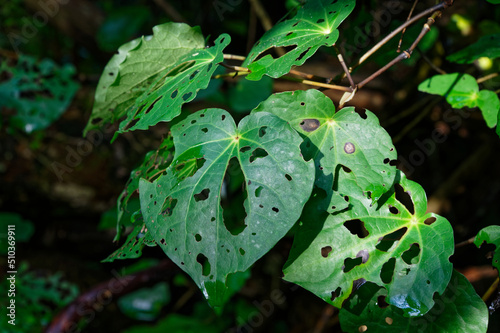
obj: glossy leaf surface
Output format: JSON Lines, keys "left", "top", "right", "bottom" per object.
{"left": 284, "top": 171, "right": 454, "bottom": 316}
{"left": 447, "top": 34, "right": 500, "bottom": 64}
{"left": 139, "top": 109, "right": 315, "bottom": 307}
{"left": 339, "top": 270, "right": 488, "bottom": 333}
{"left": 242, "top": 0, "right": 355, "bottom": 80}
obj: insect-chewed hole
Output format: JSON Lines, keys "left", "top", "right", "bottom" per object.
{"left": 222, "top": 157, "right": 247, "bottom": 235}
{"left": 194, "top": 188, "right": 210, "bottom": 202}
{"left": 401, "top": 243, "right": 421, "bottom": 265}
{"left": 384, "top": 158, "right": 390, "bottom": 164}
{"left": 285, "top": 174, "right": 292, "bottom": 181}
{"left": 239, "top": 248, "right": 245, "bottom": 255}
{"left": 317, "top": 18, "right": 325, "bottom": 24}
{"left": 376, "top": 227, "right": 408, "bottom": 252}
{"left": 299, "top": 119, "right": 320, "bottom": 132}
{"left": 182, "top": 92, "right": 193, "bottom": 101}
{"left": 380, "top": 257, "right": 396, "bottom": 284}
{"left": 286, "top": 32, "right": 294, "bottom": 37}
{"left": 342, "top": 165, "right": 352, "bottom": 173}
{"left": 239, "top": 145, "right": 252, "bottom": 153}
{"left": 330, "top": 287, "right": 342, "bottom": 301}
{"left": 196, "top": 253, "right": 211, "bottom": 276}
{"left": 255, "top": 186, "right": 263, "bottom": 198}
{"left": 377, "top": 295, "right": 389, "bottom": 308}
{"left": 171, "top": 89, "right": 178, "bottom": 99}
{"left": 161, "top": 196, "right": 177, "bottom": 216}
{"left": 272, "top": 207, "right": 279, "bottom": 213}
{"left": 249, "top": 148, "right": 269, "bottom": 163}
{"left": 258, "top": 126, "right": 267, "bottom": 137}
{"left": 144, "top": 96, "right": 161, "bottom": 114}
{"left": 201, "top": 127, "right": 208, "bottom": 133}
{"left": 343, "top": 219, "right": 369, "bottom": 238}
{"left": 388, "top": 205, "right": 399, "bottom": 214}
{"left": 189, "top": 70, "right": 200, "bottom": 80}
{"left": 343, "top": 256, "right": 363, "bottom": 273}
{"left": 394, "top": 184, "right": 414, "bottom": 214}
{"left": 195, "top": 234, "right": 202, "bottom": 242}
{"left": 321, "top": 246, "right": 332, "bottom": 258}
{"left": 424, "top": 217, "right": 436, "bottom": 225}
{"left": 296, "top": 47, "right": 311, "bottom": 62}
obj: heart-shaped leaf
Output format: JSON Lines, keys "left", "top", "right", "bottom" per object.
{"left": 253, "top": 89, "right": 397, "bottom": 204}
{"left": 139, "top": 109, "right": 315, "bottom": 307}
{"left": 283, "top": 171, "right": 454, "bottom": 316}
{"left": 116, "top": 34, "right": 230, "bottom": 136}
{"left": 447, "top": 34, "right": 500, "bottom": 64}
{"left": 242, "top": 0, "right": 355, "bottom": 80}
{"left": 85, "top": 23, "right": 205, "bottom": 135}
{"left": 474, "top": 225, "right": 500, "bottom": 271}
{"left": 339, "top": 270, "right": 488, "bottom": 333}
{"left": 418, "top": 73, "right": 500, "bottom": 128}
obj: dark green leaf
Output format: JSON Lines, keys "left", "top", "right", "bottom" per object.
{"left": 228, "top": 76, "right": 274, "bottom": 113}
{"left": 139, "top": 109, "right": 315, "bottom": 307}
{"left": 242, "top": 0, "right": 355, "bottom": 80}
{"left": 118, "top": 282, "right": 170, "bottom": 321}
{"left": 84, "top": 23, "right": 205, "bottom": 134}
{"left": 284, "top": 171, "right": 454, "bottom": 316}
{"left": 0, "top": 213, "right": 34, "bottom": 255}
{"left": 339, "top": 270, "right": 488, "bottom": 333}
{"left": 447, "top": 34, "right": 500, "bottom": 64}
{"left": 474, "top": 225, "right": 500, "bottom": 271}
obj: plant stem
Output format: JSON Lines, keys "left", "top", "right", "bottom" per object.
{"left": 455, "top": 236, "right": 475, "bottom": 249}
{"left": 334, "top": 44, "right": 355, "bottom": 89}
{"left": 249, "top": 0, "right": 285, "bottom": 57}
{"left": 477, "top": 72, "right": 499, "bottom": 84}
{"left": 283, "top": 76, "right": 352, "bottom": 92}
{"left": 397, "top": 0, "right": 419, "bottom": 53}
{"left": 223, "top": 54, "right": 247, "bottom": 61}
{"left": 482, "top": 277, "right": 500, "bottom": 302}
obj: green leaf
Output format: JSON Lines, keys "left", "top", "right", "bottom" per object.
{"left": 253, "top": 89, "right": 397, "bottom": 204}
{"left": 0, "top": 213, "right": 34, "bottom": 255}
{"left": 339, "top": 270, "right": 488, "bottom": 333}
{"left": 84, "top": 23, "right": 205, "bottom": 135}
{"left": 115, "top": 34, "right": 230, "bottom": 136}
{"left": 118, "top": 282, "right": 170, "bottom": 321}
{"left": 0, "top": 55, "right": 79, "bottom": 133}
{"left": 418, "top": 73, "right": 500, "bottom": 128}
{"left": 474, "top": 225, "right": 500, "bottom": 271}
{"left": 139, "top": 109, "right": 315, "bottom": 308}
{"left": 228, "top": 76, "right": 274, "bottom": 113}
{"left": 447, "top": 34, "right": 500, "bottom": 64}
{"left": 242, "top": 0, "right": 355, "bottom": 80}
{"left": 283, "top": 171, "right": 454, "bottom": 316}
{"left": 487, "top": 0, "right": 500, "bottom": 4}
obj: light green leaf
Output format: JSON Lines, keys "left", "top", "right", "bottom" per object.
{"left": 283, "top": 171, "right": 454, "bottom": 316}
{"left": 242, "top": 0, "right": 355, "bottom": 80}
{"left": 139, "top": 109, "right": 315, "bottom": 308}
{"left": 253, "top": 89, "right": 397, "bottom": 204}
{"left": 447, "top": 34, "right": 500, "bottom": 64}
{"left": 0, "top": 55, "right": 79, "bottom": 133}
{"left": 84, "top": 23, "right": 205, "bottom": 135}
{"left": 419, "top": 73, "right": 500, "bottom": 128}
{"left": 339, "top": 270, "right": 488, "bottom": 333}
{"left": 474, "top": 225, "right": 500, "bottom": 271}
{"left": 116, "top": 34, "right": 230, "bottom": 136}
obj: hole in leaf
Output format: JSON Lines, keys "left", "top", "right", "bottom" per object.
{"left": 342, "top": 165, "right": 352, "bottom": 173}
{"left": 196, "top": 253, "right": 211, "bottom": 276}
{"left": 380, "top": 257, "right": 396, "bottom": 284}
{"left": 353, "top": 278, "right": 366, "bottom": 292}
{"left": 173, "top": 157, "right": 206, "bottom": 180}
{"left": 259, "top": 126, "right": 267, "bottom": 137}
{"left": 321, "top": 246, "right": 332, "bottom": 258}
{"left": 195, "top": 234, "right": 202, "bottom": 242}
{"left": 255, "top": 186, "right": 263, "bottom": 197}
{"left": 394, "top": 184, "right": 414, "bottom": 214}
{"left": 401, "top": 243, "right": 421, "bottom": 264}
{"left": 161, "top": 196, "right": 177, "bottom": 216}
{"left": 286, "top": 32, "right": 293, "bottom": 37}
{"left": 249, "top": 148, "right": 268, "bottom": 163}
{"left": 343, "top": 219, "right": 368, "bottom": 238}
{"left": 124, "top": 118, "right": 140, "bottom": 131}
{"left": 317, "top": 18, "right": 325, "bottom": 24}
{"left": 191, "top": 119, "right": 197, "bottom": 124}
{"left": 343, "top": 257, "right": 363, "bottom": 273}
{"left": 239, "top": 248, "right": 245, "bottom": 255}
{"left": 388, "top": 205, "right": 399, "bottom": 214}
{"left": 292, "top": 21, "right": 299, "bottom": 27}
{"left": 272, "top": 207, "right": 279, "bottom": 213}
{"left": 424, "top": 217, "right": 436, "bottom": 225}
{"left": 296, "top": 47, "right": 311, "bottom": 62}
{"left": 182, "top": 92, "right": 193, "bottom": 101}
{"left": 356, "top": 249, "right": 369, "bottom": 263}
{"left": 222, "top": 114, "right": 226, "bottom": 121}
{"left": 201, "top": 127, "right": 208, "bottom": 133}
{"left": 356, "top": 108, "right": 367, "bottom": 119}
{"left": 171, "top": 89, "right": 178, "bottom": 99}
{"left": 344, "top": 142, "right": 355, "bottom": 154}
{"left": 144, "top": 98, "right": 160, "bottom": 114}
{"left": 376, "top": 227, "right": 408, "bottom": 252}
{"left": 299, "top": 119, "right": 320, "bottom": 132}
{"left": 91, "top": 117, "right": 103, "bottom": 125}
{"left": 222, "top": 157, "right": 247, "bottom": 235}
{"left": 383, "top": 158, "right": 390, "bottom": 164}
{"left": 331, "top": 287, "right": 341, "bottom": 301}
{"left": 194, "top": 188, "right": 210, "bottom": 202}
{"left": 239, "top": 146, "right": 251, "bottom": 153}
{"left": 160, "top": 238, "right": 166, "bottom": 245}
{"left": 285, "top": 174, "right": 292, "bottom": 181}
{"left": 377, "top": 295, "right": 389, "bottom": 308}
{"left": 190, "top": 70, "right": 200, "bottom": 80}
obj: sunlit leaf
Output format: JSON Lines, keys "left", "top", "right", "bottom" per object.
{"left": 242, "top": 0, "right": 355, "bottom": 80}
{"left": 474, "top": 225, "right": 500, "bottom": 271}
{"left": 447, "top": 34, "right": 500, "bottom": 64}
{"left": 339, "top": 270, "right": 488, "bottom": 333}
{"left": 139, "top": 109, "right": 315, "bottom": 308}
{"left": 284, "top": 171, "right": 454, "bottom": 316}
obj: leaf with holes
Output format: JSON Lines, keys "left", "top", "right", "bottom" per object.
{"left": 447, "top": 34, "right": 500, "bottom": 64}
{"left": 474, "top": 225, "right": 500, "bottom": 271}
{"left": 103, "top": 221, "right": 157, "bottom": 263}
{"left": 253, "top": 89, "right": 397, "bottom": 205}
{"left": 418, "top": 73, "right": 500, "bottom": 128}
{"left": 283, "top": 170, "right": 454, "bottom": 316}
{"left": 115, "top": 34, "right": 230, "bottom": 136}
{"left": 339, "top": 270, "right": 488, "bottom": 333}
{"left": 84, "top": 23, "right": 205, "bottom": 135}
{"left": 242, "top": 0, "right": 355, "bottom": 80}
{"left": 139, "top": 109, "right": 315, "bottom": 308}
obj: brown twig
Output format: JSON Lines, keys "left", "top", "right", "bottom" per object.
{"left": 477, "top": 72, "right": 499, "bottom": 84}
{"left": 152, "top": 0, "right": 186, "bottom": 23}
{"left": 248, "top": 0, "right": 285, "bottom": 57}
{"left": 455, "top": 236, "right": 475, "bottom": 249}
{"left": 398, "top": 0, "right": 419, "bottom": 53}
{"left": 417, "top": 47, "right": 447, "bottom": 75}
{"left": 334, "top": 44, "right": 355, "bottom": 89}
{"left": 483, "top": 277, "right": 500, "bottom": 302}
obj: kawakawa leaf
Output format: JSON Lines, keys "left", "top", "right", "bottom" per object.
{"left": 84, "top": 23, "right": 205, "bottom": 135}
{"left": 242, "top": 0, "right": 355, "bottom": 80}
{"left": 139, "top": 109, "right": 315, "bottom": 308}
{"left": 116, "top": 34, "right": 230, "bottom": 136}
{"left": 283, "top": 170, "right": 454, "bottom": 316}
{"left": 474, "top": 225, "right": 500, "bottom": 271}
{"left": 447, "top": 34, "right": 500, "bottom": 64}
{"left": 253, "top": 89, "right": 397, "bottom": 206}
{"left": 419, "top": 73, "right": 500, "bottom": 128}
{"left": 0, "top": 55, "right": 79, "bottom": 133}
{"left": 339, "top": 270, "right": 488, "bottom": 333}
